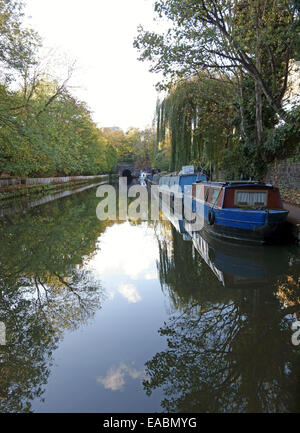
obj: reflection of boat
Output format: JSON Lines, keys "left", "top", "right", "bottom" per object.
{"left": 191, "top": 181, "right": 289, "bottom": 244}
{"left": 162, "top": 205, "right": 192, "bottom": 241}
{"left": 162, "top": 204, "right": 290, "bottom": 289}
{"left": 189, "top": 227, "right": 288, "bottom": 288}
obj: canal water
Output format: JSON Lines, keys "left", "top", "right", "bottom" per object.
{"left": 0, "top": 183, "right": 299, "bottom": 413}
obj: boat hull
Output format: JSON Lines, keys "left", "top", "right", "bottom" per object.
{"left": 193, "top": 199, "right": 289, "bottom": 244}
{"left": 203, "top": 219, "right": 288, "bottom": 244}
{"left": 156, "top": 179, "right": 289, "bottom": 245}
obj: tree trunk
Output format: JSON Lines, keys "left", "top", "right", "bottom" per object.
{"left": 255, "top": 2, "right": 263, "bottom": 146}
{"left": 238, "top": 75, "right": 247, "bottom": 140}
{"left": 255, "top": 79, "right": 263, "bottom": 145}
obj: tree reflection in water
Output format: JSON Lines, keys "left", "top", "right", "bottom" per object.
{"left": 145, "top": 223, "right": 300, "bottom": 413}
{"left": 0, "top": 190, "right": 109, "bottom": 412}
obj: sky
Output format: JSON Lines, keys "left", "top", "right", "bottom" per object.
{"left": 25, "top": 0, "right": 161, "bottom": 131}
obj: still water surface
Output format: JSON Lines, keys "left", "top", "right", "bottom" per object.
{"left": 0, "top": 184, "right": 299, "bottom": 413}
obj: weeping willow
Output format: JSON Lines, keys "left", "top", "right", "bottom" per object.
{"left": 156, "top": 75, "right": 235, "bottom": 173}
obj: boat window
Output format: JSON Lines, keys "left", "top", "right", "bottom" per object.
{"left": 205, "top": 189, "right": 209, "bottom": 201}
{"left": 235, "top": 191, "right": 267, "bottom": 208}
{"left": 211, "top": 189, "right": 220, "bottom": 203}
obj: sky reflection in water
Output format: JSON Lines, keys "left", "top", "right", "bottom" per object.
{"left": 0, "top": 185, "right": 299, "bottom": 413}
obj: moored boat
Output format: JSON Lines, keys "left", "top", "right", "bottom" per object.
{"left": 191, "top": 180, "right": 289, "bottom": 244}
{"left": 147, "top": 173, "right": 161, "bottom": 186}
{"left": 158, "top": 166, "right": 207, "bottom": 199}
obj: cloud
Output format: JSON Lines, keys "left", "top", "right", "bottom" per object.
{"left": 106, "top": 290, "right": 115, "bottom": 301}
{"left": 145, "top": 270, "right": 158, "bottom": 280}
{"left": 118, "top": 284, "right": 141, "bottom": 303}
{"left": 97, "top": 363, "right": 145, "bottom": 391}
{"left": 90, "top": 222, "right": 159, "bottom": 280}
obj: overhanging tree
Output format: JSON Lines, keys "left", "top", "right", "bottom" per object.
{"left": 134, "top": 0, "right": 300, "bottom": 130}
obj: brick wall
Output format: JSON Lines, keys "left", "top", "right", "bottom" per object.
{"left": 264, "top": 161, "right": 300, "bottom": 189}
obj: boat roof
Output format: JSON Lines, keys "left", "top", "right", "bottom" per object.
{"left": 195, "top": 180, "right": 274, "bottom": 188}
{"left": 161, "top": 172, "right": 198, "bottom": 177}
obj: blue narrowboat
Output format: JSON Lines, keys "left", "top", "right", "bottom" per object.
{"left": 158, "top": 167, "right": 207, "bottom": 199}
{"left": 191, "top": 181, "right": 289, "bottom": 244}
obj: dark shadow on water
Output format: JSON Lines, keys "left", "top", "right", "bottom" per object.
{"left": 146, "top": 207, "right": 300, "bottom": 413}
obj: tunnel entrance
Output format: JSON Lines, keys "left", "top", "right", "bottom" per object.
{"left": 122, "top": 169, "right": 132, "bottom": 178}
{"left": 122, "top": 169, "right": 133, "bottom": 184}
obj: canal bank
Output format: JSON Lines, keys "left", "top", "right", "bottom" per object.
{"left": 284, "top": 201, "right": 300, "bottom": 243}
{"left": 0, "top": 182, "right": 106, "bottom": 218}
{"left": 0, "top": 175, "right": 109, "bottom": 202}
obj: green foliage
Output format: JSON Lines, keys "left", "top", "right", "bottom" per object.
{"left": 152, "top": 148, "right": 170, "bottom": 171}
{"left": 0, "top": 1, "right": 117, "bottom": 177}
{"left": 101, "top": 126, "right": 157, "bottom": 169}
{"left": 156, "top": 74, "right": 236, "bottom": 172}
{"left": 0, "top": 78, "right": 118, "bottom": 176}
{"left": 293, "top": 0, "right": 300, "bottom": 59}
{"left": 135, "top": 0, "right": 300, "bottom": 128}
{"left": 137, "top": 0, "right": 300, "bottom": 178}
{"left": 0, "top": 0, "right": 40, "bottom": 82}
{"left": 131, "top": 127, "right": 157, "bottom": 168}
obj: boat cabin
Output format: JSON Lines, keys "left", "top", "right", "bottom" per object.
{"left": 192, "top": 181, "right": 284, "bottom": 210}
{"left": 159, "top": 173, "right": 207, "bottom": 192}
